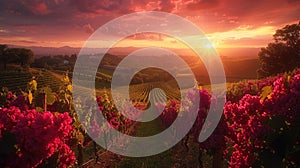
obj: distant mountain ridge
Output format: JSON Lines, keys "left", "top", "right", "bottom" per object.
{"left": 8, "top": 45, "right": 163, "bottom": 57}
{"left": 8, "top": 45, "right": 260, "bottom": 60}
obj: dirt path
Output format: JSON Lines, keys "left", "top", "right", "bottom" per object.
{"left": 48, "top": 71, "right": 64, "bottom": 79}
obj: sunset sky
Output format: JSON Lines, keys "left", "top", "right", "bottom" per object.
{"left": 0, "top": 0, "right": 299, "bottom": 55}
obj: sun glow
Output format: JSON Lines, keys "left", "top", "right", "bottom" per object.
{"left": 206, "top": 26, "right": 276, "bottom": 48}
{"left": 204, "top": 43, "right": 214, "bottom": 48}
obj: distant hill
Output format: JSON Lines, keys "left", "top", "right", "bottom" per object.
{"left": 8, "top": 45, "right": 151, "bottom": 57}
{"left": 8, "top": 45, "right": 260, "bottom": 60}
{"left": 8, "top": 45, "right": 80, "bottom": 57}
{"left": 7, "top": 45, "right": 260, "bottom": 82}
{"left": 219, "top": 48, "right": 260, "bottom": 60}
{"left": 223, "top": 58, "right": 260, "bottom": 80}
{"left": 96, "top": 53, "right": 260, "bottom": 84}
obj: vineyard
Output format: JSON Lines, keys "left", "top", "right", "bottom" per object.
{"left": 0, "top": 1, "right": 299, "bottom": 167}
{"left": 128, "top": 81, "right": 180, "bottom": 105}
{"left": 0, "top": 69, "right": 62, "bottom": 93}
{"left": 1, "top": 66, "right": 300, "bottom": 167}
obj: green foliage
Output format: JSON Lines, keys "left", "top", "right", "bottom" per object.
{"left": 57, "top": 71, "right": 73, "bottom": 112}
{"left": 32, "top": 54, "right": 77, "bottom": 71}
{"left": 226, "top": 80, "right": 260, "bottom": 102}
{"left": 39, "top": 87, "right": 56, "bottom": 105}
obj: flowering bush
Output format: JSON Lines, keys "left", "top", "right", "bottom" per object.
{"left": 0, "top": 87, "right": 15, "bottom": 108}
{"left": 159, "top": 88, "right": 228, "bottom": 153}
{"left": 2, "top": 68, "right": 300, "bottom": 167}
{"left": 0, "top": 106, "right": 76, "bottom": 168}
{"left": 159, "top": 71, "right": 300, "bottom": 167}
{"left": 96, "top": 95, "right": 143, "bottom": 131}
{"left": 226, "top": 69, "right": 300, "bottom": 103}
{"left": 224, "top": 73, "right": 300, "bottom": 167}
{"left": 224, "top": 95, "right": 269, "bottom": 167}
{"left": 160, "top": 100, "right": 180, "bottom": 128}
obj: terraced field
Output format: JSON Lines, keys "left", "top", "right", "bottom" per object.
{"left": 0, "top": 69, "right": 62, "bottom": 93}
{"left": 128, "top": 82, "right": 180, "bottom": 104}
{"left": 93, "top": 81, "right": 181, "bottom": 109}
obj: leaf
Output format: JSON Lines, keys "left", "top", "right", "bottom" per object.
{"left": 63, "top": 75, "right": 70, "bottom": 83}
{"left": 40, "top": 87, "right": 56, "bottom": 105}
{"left": 72, "top": 116, "right": 81, "bottom": 127}
{"left": 36, "top": 107, "right": 44, "bottom": 113}
{"left": 28, "top": 79, "right": 37, "bottom": 91}
{"left": 53, "top": 112, "right": 59, "bottom": 117}
{"left": 28, "top": 90, "right": 33, "bottom": 104}
{"left": 31, "top": 80, "right": 37, "bottom": 90}
{"left": 77, "top": 131, "right": 85, "bottom": 145}
{"left": 67, "top": 84, "right": 72, "bottom": 92}
{"left": 73, "top": 120, "right": 81, "bottom": 128}
{"left": 260, "top": 85, "right": 273, "bottom": 101}
{"left": 46, "top": 95, "right": 56, "bottom": 105}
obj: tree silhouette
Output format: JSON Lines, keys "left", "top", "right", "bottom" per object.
{"left": 257, "top": 22, "right": 300, "bottom": 78}
{"left": 8, "top": 48, "right": 35, "bottom": 68}
{"left": 0, "top": 44, "right": 9, "bottom": 70}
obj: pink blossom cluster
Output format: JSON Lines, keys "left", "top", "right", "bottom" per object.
{"left": 159, "top": 72, "right": 300, "bottom": 167}
{"left": 0, "top": 106, "right": 76, "bottom": 168}
{"left": 224, "top": 73, "right": 300, "bottom": 167}
{"left": 224, "top": 95, "right": 268, "bottom": 167}
{"left": 89, "top": 96, "right": 144, "bottom": 139}
{"left": 226, "top": 69, "right": 300, "bottom": 103}
{"left": 159, "top": 89, "right": 228, "bottom": 152}
{"left": 160, "top": 100, "right": 180, "bottom": 128}
{"left": 9, "top": 94, "right": 30, "bottom": 111}
{"left": 190, "top": 89, "right": 228, "bottom": 151}
{"left": 264, "top": 74, "right": 300, "bottom": 120}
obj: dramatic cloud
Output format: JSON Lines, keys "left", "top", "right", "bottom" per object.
{"left": 0, "top": 0, "right": 298, "bottom": 49}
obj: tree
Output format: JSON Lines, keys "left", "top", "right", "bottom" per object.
{"left": 0, "top": 44, "right": 9, "bottom": 70}
{"left": 257, "top": 22, "right": 300, "bottom": 78}
{"left": 8, "top": 48, "right": 35, "bottom": 67}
